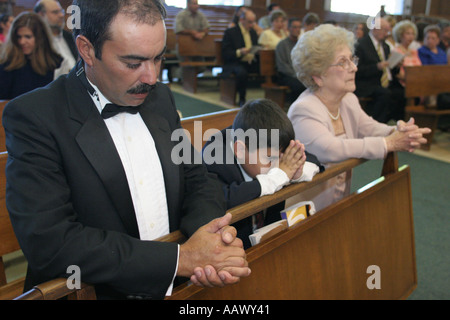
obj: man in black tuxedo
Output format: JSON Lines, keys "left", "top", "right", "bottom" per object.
{"left": 3, "top": 0, "right": 249, "bottom": 300}
{"left": 355, "top": 17, "right": 402, "bottom": 123}
{"left": 221, "top": 9, "right": 259, "bottom": 107}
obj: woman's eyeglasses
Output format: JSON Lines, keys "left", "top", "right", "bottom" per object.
{"left": 329, "top": 56, "right": 359, "bottom": 70}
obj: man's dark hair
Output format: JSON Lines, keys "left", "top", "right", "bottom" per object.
{"left": 72, "top": 0, "right": 166, "bottom": 60}
{"left": 33, "top": 1, "right": 46, "bottom": 14}
{"left": 288, "top": 17, "right": 301, "bottom": 28}
{"left": 267, "top": 3, "right": 279, "bottom": 12}
{"left": 232, "top": 99, "right": 294, "bottom": 152}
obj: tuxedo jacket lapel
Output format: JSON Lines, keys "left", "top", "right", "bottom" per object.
{"left": 65, "top": 72, "right": 139, "bottom": 238}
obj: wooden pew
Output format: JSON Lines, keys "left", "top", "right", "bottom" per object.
{"left": 161, "top": 28, "right": 179, "bottom": 83}
{"left": 180, "top": 108, "right": 239, "bottom": 151}
{"left": 259, "top": 49, "right": 290, "bottom": 109}
{"left": 166, "top": 152, "right": 418, "bottom": 299}
{"left": 0, "top": 100, "right": 8, "bottom": 152}
{"left": 0, "top": 152, "right": 25, "bottom": 300}
{"left": 177, "top": 33, "right": 224, "bottom": 93}
{"left": 404, "top": 65, "right": 450, "bottom": 150}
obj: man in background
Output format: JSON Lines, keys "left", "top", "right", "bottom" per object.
{"left": 34, "top": 0, "right": 78, "bottom": 78}
{"left": 275, "top": 17, "right": 306, "bottom": 104}
{"left": 221, "top": 9, "right": 259, "bottom": 107}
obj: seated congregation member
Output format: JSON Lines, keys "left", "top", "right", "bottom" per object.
{"left": 203, "top": 99, "right": 323, "bottom": 248}
{"left": 258, "top": 3, "right": 281, "bottom": 30}
{"left": 229, "top": 6, "right": 262, "bottom": 36}
{"left": 353, "top": 22, "right": 369, "bottom": 40}
{"left": 418, "top": 24, "right": 448, "bottom": 65}
{"left": 287, "top": 24, "right": 431, "bottom": 211}
{"left": 0, "top": 12, "right": 62, "bottom": 99}
{"left": 222, "top": 9, "right": 259, "bottom": 107}
{"left": 392, "top": 20, "right": 422, "bottom": 85}
{"left": 175, "top": 0, "right": 209, "bottom": 41}
{"left": 354, "top": 17, "right": 401, "bottom": 123}
{"left": 258, "top": 9, "right": 288, "bottom": 50}
{"left": 299, "top": 12, "right": 320, "bottom": 37}
{"left": 275, "top": 17, "right": 306, "bottom": 104}
{"left": 390, "top": 20, "right": 422, "bottom": 120}
{"left": 34, "top": 0, "right": 79, "bottom": 79}
{"left": 3, "top": 0, "right": 250, "bottom": 300}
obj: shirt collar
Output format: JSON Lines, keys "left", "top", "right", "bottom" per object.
{"left": 86, "top": 78, "right": 113, "bottom": 114}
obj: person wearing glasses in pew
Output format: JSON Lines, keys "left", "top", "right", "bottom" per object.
{"left": 3, "top": 0, "right": 250, "bottom": 300}
{"left": 287, "top": 24, "right": 431, "bottom": 211}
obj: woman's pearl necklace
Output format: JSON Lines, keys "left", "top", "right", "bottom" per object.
{"left": 326, "top": 108, "right": 340, "bottom": 121}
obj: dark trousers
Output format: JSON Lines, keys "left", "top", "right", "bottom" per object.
{"left": 278, "top": 73, "right": 306, "bottom": 104}
{"left": 222, "top": 61, "right": 259, "bottom": 102}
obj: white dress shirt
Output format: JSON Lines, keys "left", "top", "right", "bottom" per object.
{"left": 53, "top": 33, "right": 76, "bottom": 80}
{"left": 87, "top": 80, "right": 177, "bottom": 295}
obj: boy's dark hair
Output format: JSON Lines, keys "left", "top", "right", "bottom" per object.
{"left": 232, "top": 99, "right": 294, "bottom": 152}
{"left": 72, "top": 0, "right": 166, "bottom": 60}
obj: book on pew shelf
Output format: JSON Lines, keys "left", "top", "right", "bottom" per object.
{"left": 280, "top": 201, "right": 316, "bottom": 227}
{"left": 249, "top": 219, "right": 288, "bottom": 247}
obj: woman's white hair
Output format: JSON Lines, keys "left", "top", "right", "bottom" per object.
{"left": 291, "top": 24, "right": 356, "bottom": 92}
{"left": 392, "top": 20, "right": 418, "bottom": 43}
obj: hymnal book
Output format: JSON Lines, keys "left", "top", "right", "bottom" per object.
{"left": 248, "top": 219, "right": 288, "bottom": 247}
{"left": 249, "top": 45, "right": 263, "bottom": 54}
{"left": 280, "top": 201, "right": 316, "bottom": 227}
{"left": 387, "top": 51, "right": 405, "bottom": 69}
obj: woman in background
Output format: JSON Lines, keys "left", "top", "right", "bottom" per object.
{"left": 392, "top": 20, "right": 422, "bottom": 87}
{"left": 258, "top": 10, "right": 287, "bottom": 50}
{"left": 0, "top": 12, "right": 61, "bottom": 99}
{"left": 286, "top": 24, "right": 430, "bottom": 211}
{"left": 418, "top": 24, "right": 448, "bottom": 65}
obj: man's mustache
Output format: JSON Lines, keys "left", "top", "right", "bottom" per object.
{"left": 127, "top": 83, "right": 156, "bottom": 94}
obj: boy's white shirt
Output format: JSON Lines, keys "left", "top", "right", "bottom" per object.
{"left": 234, "top": 141, "right": 320, "bottom": 197}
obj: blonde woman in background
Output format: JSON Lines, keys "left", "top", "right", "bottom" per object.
{"left": 258, "top": 10, "right": 288, "bottom": 50}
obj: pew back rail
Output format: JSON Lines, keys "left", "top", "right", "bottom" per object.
{"left": 404, "top": 65, "right": 450, "bottom": 150}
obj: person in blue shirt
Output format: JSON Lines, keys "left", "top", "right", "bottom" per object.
{"left": 418, "top": 24, "right": 448, "bottom": 65}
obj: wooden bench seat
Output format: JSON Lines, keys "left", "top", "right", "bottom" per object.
{"left": 0, "top": 100, "right": 8, "bottom": 152}
{"left": 404, "top": 65, "right": 450, "bottom": 150}
{"left": 177, "top": 33, "right": 224, "bottom": 93}
{"left": 259, "top": 49, "right": 290, "bottom": 109}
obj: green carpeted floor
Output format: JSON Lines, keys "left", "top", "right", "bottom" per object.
{"left": 173, "top": 91, "right": 227, "bottom": 118}
{"left": 351, "top": 152, "right": 450, "bottom": 300}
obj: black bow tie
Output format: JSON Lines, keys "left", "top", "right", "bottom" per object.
{"left": 101, "top": 103, "right": 140, "bottom": 119}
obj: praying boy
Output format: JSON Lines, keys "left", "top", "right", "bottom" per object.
{"left": 203, "top": 99, "right": 323, "bottom": 248}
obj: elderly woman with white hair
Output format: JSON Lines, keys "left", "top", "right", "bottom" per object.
{"left": 286, "top": 24, "right": 430, "bottom": 211}
{"left": 392, "top": 20, "right": 422, "bottom": 86}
